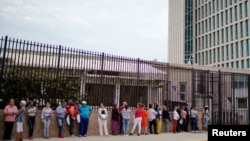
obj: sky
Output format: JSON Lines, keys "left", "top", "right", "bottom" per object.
{"left": 0, "top": 0, "right": 169, "bottom": 62}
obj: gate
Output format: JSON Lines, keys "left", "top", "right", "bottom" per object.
{"left": 193, "top": 69, "right": 249, "bottom": 125}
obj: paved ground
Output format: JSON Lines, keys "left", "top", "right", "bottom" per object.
{"left": 30, "top": 132, "right": 208, "bottom": 141}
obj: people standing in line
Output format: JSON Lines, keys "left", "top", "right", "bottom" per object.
{"left": 111, "top": 103, "right": 120, "bottom": 135}
{"left": 121, "top": 104, "right": 132, "bottom": 136}
{"left": 155, "top": 104, "right": 162, "bottom": 134}
{"left": 27, "top": 100, "right": 37, "bottom": 140}
{"left": 141, "top": 104, "right": 148, "bottom": 135}
{"left": 78, "top": 101, "right": 92, "bottom": 137}
{"left": 15, "top": 100, "right": 26, "bottom": 141}
{"left": 176, "top": 104, "right": 181, "bottom": 132}
{"left": 3, "top": 99, "right": 18, "bottom": 140}
{"left": 147, "top": 103, "right": 157, "bottom": 134}
{"left": 98, "top": 103, "right": 108, "bottom": 136}
{"left": 203, "top": 105, "right": 210, "bottom": 131}
{"left": 56, "top": 101, "right": 67, "bottom": 138}
{"left": 66, "top": 99, "right": 78, "bottom": 137}
{"left": 184, "top": 104, "right": 190, "bottom": 132}
{"left": 41, "top": 102, "right": 53, "bottom": 139}
{"left": 130, "top": 103, "right": 142, "bottom": 136}
{"left": 180, "top": 106, "right": 187, "bottom": 132}
{"left": 119, "top": 101, "right": 127, "bottom": 135}
{"left": 190, "top": 106, "right": 200, "bottom": 132}
{"left": 162, "top": 105, "right": 171, "bottom": 133}
{"left": 173, "top": 105, "right": 180, "bottom": 133}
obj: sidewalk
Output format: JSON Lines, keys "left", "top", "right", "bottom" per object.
{"left": 31, "top": 132, "right": 208, "bottom": 141}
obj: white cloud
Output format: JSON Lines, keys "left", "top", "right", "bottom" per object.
{"left": 0, "top": 0, "right": 168, "bottom": 61}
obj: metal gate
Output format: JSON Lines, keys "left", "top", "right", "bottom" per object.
{"left": 193, "top": 70, "right": 249, "bottom": 125}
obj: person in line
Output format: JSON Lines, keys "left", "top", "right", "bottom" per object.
{"left": 56, "top": 101, "right": 67, "bottom": 138}
{"left": 111, "top": 103, "right": 120, "bottom": 135}
{"left": 119, "top": 101, "right": 127, "bottom": 135}
{"left": 180, "top": 105, "right": 187, "bottom": 132}
{"left": 78, "top": 101, "right": 92, "bottom": 137}
{"left": 27, "top": 100, "right": 37, "bottom": 140}
{"left": 41, "top": 102, "right": 53, "bottom": 139}
{"left": 184, "top": 104, "right": 190, "bottom": 132}
{"left": 98, "top": 103, "right": 108, "bottom": 136}
{"left": 130, "top": 103, "right": 142, "bottom": 136}
{"left": 121, "top": 104, "right": 132, "bottom": 136}
{"left": 173, "top": 105, "right": 180, "bottom": 133}
{"left": 176, "top": 104, "right": 181, "bottom": 132}
{"left": 141, "top": 104, "right": 148, "bottom": 135}
{"left": 190, "top": 106, "right": 200, "bottom": 132}
{"left": 15, "top": 100, "right": 26, "bottom": 141}
{"left": 147, "top": 103, "right": 157, "bottom": 134}
{"left": 203, "top": 105, "right": 210, "bottom": 131}
{"left": 162, "top": 105, "right": 171, "bottom": 133}
{"left": 3, "top": 99, "right": 18, "bottom": 141}
{"left": 66, "top": 99, "right": 78, "bottom": 137}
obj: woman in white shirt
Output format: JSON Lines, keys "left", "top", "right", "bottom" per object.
{"left": 173, "top": 105, "right": 180, "bottom": 133}
{"left": 27, "top": 100, "right": 37, "bottom": 140}
{"left": 98, "top": 103, "right": 108, "bottom": 136}
{"left": 41, "top": 102, "right": 53, "bottom": 139}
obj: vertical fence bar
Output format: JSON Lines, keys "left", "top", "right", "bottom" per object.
{"left": 0, "top": 36, "right": 8, "bottom": 97}
{"left": 218, "top": 70, "right": 222, "bottom": 125}
{"left": 99, "top": 52, "right": 104, "bottom": 104}
{"left": 136, "top": 58, "right": 140, "bottom": 104}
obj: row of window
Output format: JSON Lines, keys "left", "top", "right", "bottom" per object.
{"left": 196, "top": 20, "right": 250, "bottom": 50}
{"left": 196, "top": 2, "right": 249, "bottom": 36}
{"left": 196, "top": 39, "right": 250, "bottom": 65}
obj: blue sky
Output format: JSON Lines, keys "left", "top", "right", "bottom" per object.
{"left": 0, "top": 0, "right": 169, "bottom": 62}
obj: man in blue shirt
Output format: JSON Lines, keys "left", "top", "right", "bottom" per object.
{"left": 78, "top": 101, "right": 92, "bottom": 137}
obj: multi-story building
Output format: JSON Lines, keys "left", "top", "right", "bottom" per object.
{"left": 168, "top": 0, "right": 250, "bottom": 69}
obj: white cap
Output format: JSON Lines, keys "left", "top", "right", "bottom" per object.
{"left": 205, "top": 105, "right": 208, "bottom": 108}
{"left": 82, "top": 101, "right": 87, "bottom": 104}
{"left": 21, "top": 100, "right": 26, "bottom": 106}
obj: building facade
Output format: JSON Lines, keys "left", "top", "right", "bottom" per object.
{"left": 168, "top": 0, "right": 250, "bottom": 69}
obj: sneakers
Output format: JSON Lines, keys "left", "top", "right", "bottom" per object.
{"left": 58, "top": 135, "right": 64, "bottom": 138}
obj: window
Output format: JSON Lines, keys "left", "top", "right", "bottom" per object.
{"left": 209, "top": 34, "right": 212, "bottom": 47}
{"left": 236, "top": 61, "right": 239, "bottom": 68}
{"left": 225, "top": 27, "right": 229, "bottom": 42}
{"left": 222, "top": 46, "right": 224, "bottom": 61}
{"left": 245, "top": 1, "right": 249, "bottom": 17}
{"left": 247, "top": 39, "right": 250, "bottom": 56}
{"left": 213, "top": 48, "right": 216, "bottom": 63}
{"left": 226, "top": 63, "right": 229, "bottom": 68}
{"left": 179, "top": 82, "right": 187, "bottom": 101}
{"left": 206, "top": 51, "right": 208, "bottom": 64}
{"left": 225, "top": 10, "right": 228, "bottom": 24}
{"left": 246, "top": 20, "right": 249, "bottom": 36}
{"left": 241, "top": 60, "right": 244, "bottom": 69}
{"left": 217, "top": 47, "right": 220, "bottom": 62}
{"left": 209, "top": 50, "right": 212, "bottom": 64}
{"left": 230, "top": 8, "right": 233, "bottom": 23}
{"left": 239, "top": 3, "right": 243, "bottom": 19}
{"left": 226, "top": 45, "right": 229, "bottom": 60}
{"left": 221, "top": 29, "right": 224, "bottom": 43}
{"left": 235, "top": 24, "right": 238, "bottom": 39}
{"left": 221, "top": 12, "right": 224, "bottom": 26}
{"left": 248, "top": 59, "right": 250, "bottom": 68}
{"left": 231, "top": 62, "right": 234, "bottom": 68}
{"left": 216, "top": 14, "right": 220, "bottom": 28}
{"left": 240, "top": 22, "right": 244, "bottom": 38}
{"left": 217, "top": 30, "right": 220, "bottom": 45}
{"left": 241, "top": 41, "right": 244, "bottom": 57}
{"left": 235, "top": 5, "right": 238, "bottom": 21}
{"left": 213, "top": 32, "right": 216, "bottom": 46}
{"left": 206, "top": 35, "right": 208, "bottom": 48}
{"left": 237, "top": 98, "right": 247, "bottom": 108}
{"left": 209, "top": 17, "right": 211, "bottom": 30}
{"left": 213, "top": 16, "right": 215, "bottom": 30}
{"left": 236, "top": 42, "right": 239, "bottom": 58}
{"left": 230, "top": 25, "right": 234, "bottom": 40}
{"left": 231, "top": 43, "right": 234, "bottom": 59}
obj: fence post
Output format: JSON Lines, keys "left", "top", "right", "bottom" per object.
{"left": 0, "top": 36, "right": 8, "bottom": 97}
{"left": 218, "top": 70, "right": 222, "bottom": 125}
{"left": 191, "top": 68, "right": 195, "bottom": 107}
{"left": 99, "top": 52, "right": 104, "bottom": 104}
{"left": 136, "top": 58, "right": 140, "bottom": 104}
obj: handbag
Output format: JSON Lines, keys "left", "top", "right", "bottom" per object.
{"left": 77, "top": 114, "right": 81, "bottom": 123}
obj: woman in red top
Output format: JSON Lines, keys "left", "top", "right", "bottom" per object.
{"left": 141, "top": 104, "right": 148, "bottom": 135}
{"left": 130, "top": 103, "right": 142, "bottom": 136}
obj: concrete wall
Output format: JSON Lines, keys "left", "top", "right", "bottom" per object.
{"left": 0, "top": 110, "right": 204, "bottom": 139}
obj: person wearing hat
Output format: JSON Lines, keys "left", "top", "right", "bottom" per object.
{"left": 66, "top": 99, "right": 78, "bottom": 137}
{"left": 203, "top": 105, "right": 210, "bottom": 131}
{"left": 78, "top": 100, "right": 92, "bottom": 137}
{"left": 15, "top": 100, "right": 26, "bottom": 141}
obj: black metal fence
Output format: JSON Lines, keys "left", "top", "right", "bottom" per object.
{"left": 0, "top": 36, "right": 249, "bottom": 125}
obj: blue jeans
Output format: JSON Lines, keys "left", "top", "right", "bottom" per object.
{"left": 122, "top": 118, "right": 130, "bottom": 134}
{"left": 57, "top": 117, "right": 64, "bottom": 136}
{"left": 28, "top": 116, "right": 35, "bottom": 137}
{"left": 79, "top": 117, "right": 89, "bottom": 136}
{"left": 191, "top": 117, "right": 199, "bottom": 131}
